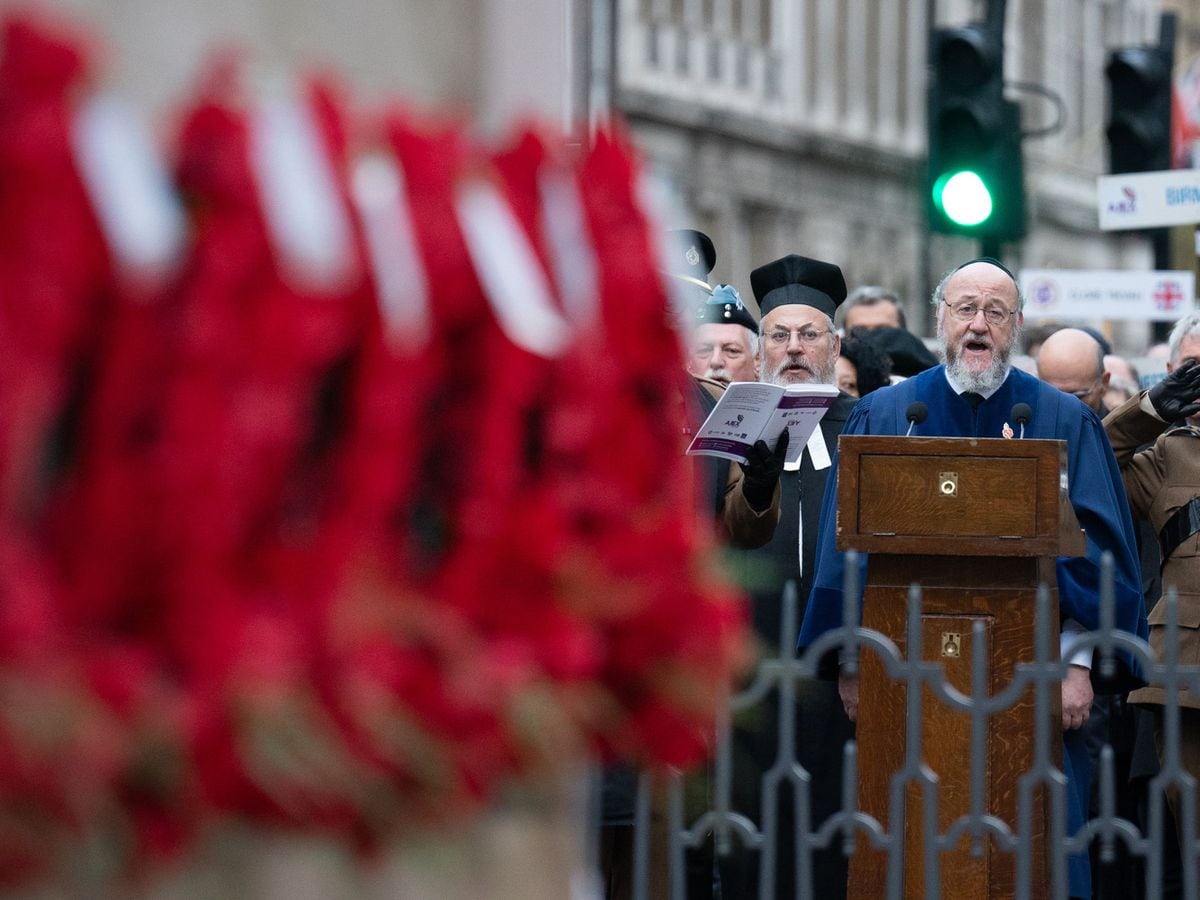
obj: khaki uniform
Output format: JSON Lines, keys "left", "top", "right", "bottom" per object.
{"left": 1104, "top": 392, "right": 1200, "bottom": 710}
{"left": 688, "top": 375, "right": 780, "bottom": 549}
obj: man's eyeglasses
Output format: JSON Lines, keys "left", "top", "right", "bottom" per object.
{"left": 766, "top": 327, "right": 832, "bottom": 346}
{"left": 1067, "top": 381, "right": 1102, "bottom": 400}
{"left": 943, "top": 300, "right": 1018, "bottom": 326}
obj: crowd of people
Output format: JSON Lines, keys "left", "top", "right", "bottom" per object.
{"left": 606, "top": 229, "right": 1200, "bottom": 899}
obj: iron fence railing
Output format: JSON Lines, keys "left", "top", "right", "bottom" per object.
{"left": 610, "top": 557, "right": 1199, "bottom": 899}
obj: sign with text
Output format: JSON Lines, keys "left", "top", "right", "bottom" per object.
{"left": 1098, "top": 169, "right": 1200, "bottom": 230}
{"left": 1019, "top": 269, "right": 1195, "bottom": 321}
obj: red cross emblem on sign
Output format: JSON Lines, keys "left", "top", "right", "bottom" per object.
{"left": 1154, "top": 280, "right": 1185, "bottom": 311}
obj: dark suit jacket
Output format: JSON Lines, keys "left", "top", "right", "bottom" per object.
{"left": 735, "top": 391, "right": 857, "bottom": 650}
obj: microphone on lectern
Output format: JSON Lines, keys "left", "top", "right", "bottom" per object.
{"left": 1011, "top": 402, "right": 1033, "bottom": 439}
{"left": 904, "top": 401, "right": 928, "bottom": 437}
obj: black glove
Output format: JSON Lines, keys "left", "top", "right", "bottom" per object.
{"left": 740, "top": 429, "right": 789, "bottom": 512}
{"left": 1149, "top": 358, "right": 1200, "bottom": 421}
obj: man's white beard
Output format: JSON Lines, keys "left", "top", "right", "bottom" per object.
{"left": 944, "top": 352, "right": 1008, "bottom": 394}
{"left": 938, "top": 320, "right": 1021, "bottom": 394}
{"left": 763, "top": 353, "right": 836, "bottom": 387}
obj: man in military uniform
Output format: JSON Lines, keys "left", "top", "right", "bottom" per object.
{"left": 675, "top": 233, "right": 761, "bottom": 388}
{"left": 1105, "top": 310, "right": 1200, "bottom": 838}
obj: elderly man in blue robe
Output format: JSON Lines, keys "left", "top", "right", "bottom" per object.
{"left": 797, "top": 258, "right": 1148, "bottom": 899}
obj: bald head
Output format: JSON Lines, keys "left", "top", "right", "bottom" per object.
{"left": 1036, "top": 328, "right": 1108, "bottom": 412}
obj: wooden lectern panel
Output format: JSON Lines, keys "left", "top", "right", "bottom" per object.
{"left": 851, "top": 556, "right": 1061, "bottom": 900}
{"left": 836, "top": 436, "right": 1085, "bottom": 558}
{"left": 858, "top": 454, "right": 1038, "bottom": 538}
{"left": 908, "top": 612, "right": 991, "bottom": 900}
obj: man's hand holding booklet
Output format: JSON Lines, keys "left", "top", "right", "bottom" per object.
{"left": 685, "top": 381, "right": 838, "bottom": 465}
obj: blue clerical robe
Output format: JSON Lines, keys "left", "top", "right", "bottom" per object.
{"left": 797, "top": 364, "right": 1148, "bottom": 898}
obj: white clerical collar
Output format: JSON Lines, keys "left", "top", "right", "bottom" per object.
{"left": 783, "top": 425, "right": 831, "bottom": 472}
{"left": 943, "top": 366, "right": 1010, "bottom": 401}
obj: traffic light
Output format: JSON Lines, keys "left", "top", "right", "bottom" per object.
{"left": 1105, "top": 45, "right": 1172, "bottom": 174}
{"left": 927, "top": 23, "right": 1025, "bottom": 241}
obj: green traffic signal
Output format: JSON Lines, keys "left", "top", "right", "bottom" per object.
{"left": 933, "top": 170, "right": 994, "bottom": 227}
{"left": 926, "top": 22, "right": 1025, "bottom": 241}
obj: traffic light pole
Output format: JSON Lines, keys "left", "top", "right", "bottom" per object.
{"left": 984, "top": 0, "right": 1005, "bottom": 43}
{"left": 1103, "top": 12, "right": 1177, "bottom": 341}
{"left": 1152, "top": 14, "right": 1175, "bottom": 277}
{"left": 1152, "top": 11, "right": 1176, "bottom": 344}
{"left": 981, "top": 0, "right": 1005, "bottom": 262}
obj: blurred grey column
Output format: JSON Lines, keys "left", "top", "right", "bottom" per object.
{"left": 478, "top": 0, "right": 602, "bottom": 138}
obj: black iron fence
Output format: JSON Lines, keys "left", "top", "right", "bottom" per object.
{"left": 606, "top": 566, "right": 1199, "bottom": 899}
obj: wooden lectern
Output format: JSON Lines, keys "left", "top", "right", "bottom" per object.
{"left": 836, "top": 436, "right": 1086, "bottom": 900}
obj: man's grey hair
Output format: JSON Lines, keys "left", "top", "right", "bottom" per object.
{"left": 930, "top": 263, "right": 1025, "bottom": 312}
{"left": 1167, "top": 311, "right": 1200, "bottom": 364}
{"left": 746, "top": 329, "right": 761, "bottom": 358}
{"left": 840, "top": 285, "right": 906, "bottom": 329}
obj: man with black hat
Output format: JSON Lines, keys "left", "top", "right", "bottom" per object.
{"left": 750, "top": 254, "right": 858, "bottom": 615}
{"left": 718, "top": 253, "right": 859, "bottom": 899}
{"left": 798, "top": 258, "right": 1149, "bottom": 900}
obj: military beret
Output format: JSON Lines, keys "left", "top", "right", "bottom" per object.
{"left": 691, "top": 283, "right": 758, "bottom": 333}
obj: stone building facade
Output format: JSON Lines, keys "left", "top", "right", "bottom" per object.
{"left": 9, "top": 0, "right": 1186, "bottom": 349}
{"left": 614, "top": 0, "right": 1169, "bottom": 346}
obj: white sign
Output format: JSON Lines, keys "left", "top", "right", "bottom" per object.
{"left": 1019, "top": 269, "right": 1196, "bottom": 321}
{"left": 1098, "top": 169, "right": 1200, "bottom": 230}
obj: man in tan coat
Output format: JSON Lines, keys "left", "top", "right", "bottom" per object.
{"left": 684, "top": 372, "right": 783, "bottom": 549}
{"left": 1104, "top": 310, "right": 1200, "bottom": 826}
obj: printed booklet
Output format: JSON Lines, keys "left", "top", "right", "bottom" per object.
{"left": 686, "top": 381, "right": 839, "bottom": 465}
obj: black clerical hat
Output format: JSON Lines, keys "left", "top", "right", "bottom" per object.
{"left": 750, "top": 254, "right": 847, "bottom": 320}
{"left": 691, "top": 283, "right": 758, "bottom": 333}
